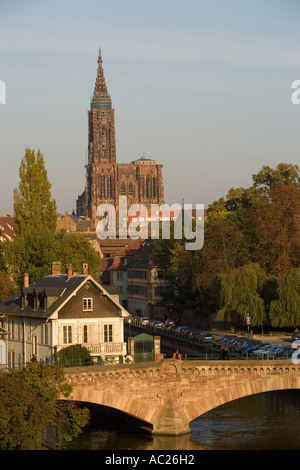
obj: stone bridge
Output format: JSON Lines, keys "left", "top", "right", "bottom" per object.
{"left": 64, "top": 358, "right": 300, "bottom": 435}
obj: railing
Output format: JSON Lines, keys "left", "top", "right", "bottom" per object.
{"left": 85, "top": 342, "right": 127, "bottom": 355}
{"left": 130, "top": 319, "right": 295, "bottom": 362}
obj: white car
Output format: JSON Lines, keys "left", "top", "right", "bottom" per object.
{"left": 253, "top": 344, "right": 278, "bottom": 357}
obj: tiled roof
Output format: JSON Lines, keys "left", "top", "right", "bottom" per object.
{"left": 0, "top": 216, "right": 16, "bottom": 242}
{"left": 0, "top": 274, "right": 87, "bottom": 319}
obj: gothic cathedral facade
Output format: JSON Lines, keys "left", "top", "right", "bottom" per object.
{"left": 76, "top": 49, "right": 164, "bottom": 220}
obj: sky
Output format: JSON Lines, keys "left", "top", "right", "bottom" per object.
{"left": 0, "top": 0, "right": 300, "bottom": 216}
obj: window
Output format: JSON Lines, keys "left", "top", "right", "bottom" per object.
{"left": 33, "top": 335, "right": 38, "bottom": 354}
{"left": 83, "top": 325, "right": 88, "bottom": 343}
{"left": 152, "top": 177, "right": 156, "bottom": 198}
{"left": 129, "top": 181, "right": 134, "bottom": 197}
{"left": 117, "top": 272, "right": 123, "bottom": 280}
{"left": 10, "top": 319, "right": 15, "bottom": 340}
{"left": 63, "top": 326, "right": 72, "bottom": 344}
{"left": 83, "top": 298, "right": 93, "bottom": 311}
{"left": 104, "top": 324, "right": 113, "bottom": 343}
{"left": 120, "top": 181, "right": 126, "bottom": 195}
{"left": 44, "top": 324, "right": 48, "bottom": 345}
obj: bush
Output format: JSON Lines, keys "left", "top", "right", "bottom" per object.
{"left": 56, "top": 344, "right": 92, "bottom": 367}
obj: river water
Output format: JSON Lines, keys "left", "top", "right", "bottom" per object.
{"left": 63, "top": 390, "right": 300, "bottom": 451}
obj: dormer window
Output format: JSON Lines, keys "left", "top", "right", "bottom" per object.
{"left": 34, "top": 295, "right": 39, "bottom": 311}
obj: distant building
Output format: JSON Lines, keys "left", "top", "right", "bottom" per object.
{"left": 76, "top": 48, "right": 164, "bottom": 220}
{"left": 56, "top": 212, "right": 78, "bottom": 232}
{"left": 127, "top": 239, "right": 172, "bottom": 318}
{"left": 0, "top": 261, "right": 130, "bottom": 367}
{"left": 104, "top": 238, "right": 144, "bottom": 308}
{"left": 0, "top": 216, "right": 16, "bottom": 242}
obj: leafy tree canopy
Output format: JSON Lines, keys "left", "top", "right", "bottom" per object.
{"left": 3, "top": 148, "right": 101, "bottom": 288}
{"left": 0, "top": 363, "right": 90, "bottom": 450}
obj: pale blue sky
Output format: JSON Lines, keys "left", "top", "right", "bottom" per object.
{"left": 0, "top": 0, "right": 300, "bottom": 215}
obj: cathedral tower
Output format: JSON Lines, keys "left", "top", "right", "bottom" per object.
{"left": 76, "top": 48, "right": 164, "bottom": 221}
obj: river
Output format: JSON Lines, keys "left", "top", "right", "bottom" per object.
{"left": 62, "top": 390, "right": 300, "bottom": 450}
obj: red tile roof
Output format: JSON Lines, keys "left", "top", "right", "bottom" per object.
{"left": 0, "top": 216, "right": 16, "bottom": 242}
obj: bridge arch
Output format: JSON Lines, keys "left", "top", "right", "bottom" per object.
{"left": 185, "top": 373, "right": 300, "bottom": 425}
{"left": 64, "top": 360, "right": 300, "bottom": 435}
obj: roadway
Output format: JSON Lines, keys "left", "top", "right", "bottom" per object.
{"left": 125, "top": 318, "right": 295, "bottom": 360}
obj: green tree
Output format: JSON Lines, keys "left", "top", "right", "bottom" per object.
{"left": 0, "top": 271, "right": 15, "bottom": 303}
{"left": 6, "top": 148, "right": 57, "bottom": 286}
{"left": 248, "top": 183, "right": 300, "bottom": 275}
{"left": 0, "top": 363, "right": 90, "bottom": 450}
{"left": 14, "top": 147, "right": 57, "bottom": 237}
{"left": 217, "top": 263, "right": 267, "bottom": 329}
{"left": 54, "top": 231, "right": 100, "bottom": 280}
{"left": 269, "top": 269, "right": 300, "bottom": 328}
{"left": 252, "top": 163, "right": 300, "bottom": 191}
{"left": 5, "top": 147, "right": 101, "bottom": 288}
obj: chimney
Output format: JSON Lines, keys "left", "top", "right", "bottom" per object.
{"left": 52, "top": 261, "right": 61, "bottom": 275}
{"left": 83, "top": 263, "right": 88, "bottom": 275}
{"left": 66, "top": 263, "right": 73, "bottom": 280}
{"left": 23, "top": 272, "right": 29, "bottom": 288}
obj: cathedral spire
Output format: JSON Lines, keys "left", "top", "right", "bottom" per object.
{"left": 94, "top": 47, "right": 108, "bottom": 96}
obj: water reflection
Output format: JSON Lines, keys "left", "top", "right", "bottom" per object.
{"left": 63, "top": 390, "right": 300, "bottom": 450}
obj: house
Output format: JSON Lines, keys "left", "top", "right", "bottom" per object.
{"left": 105, "top": 238, "right": 144, "bottom": 308}
{"left": 0, "top": 261, "right": 130, "bottom": 368}
{"left": 127, "top": 239, "right": 172, "bottom": 318}
{"left": 0, "top": 216, "right": 16, "bottom": 242}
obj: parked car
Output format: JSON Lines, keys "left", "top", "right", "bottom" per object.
{"left": 226, "top": 338, "right": 247, "bottom": 349}
{"left": 176, "top": 326, "right": 191, "bottom": 336}
{"left": 214, "top": 335, "right": 237, "bottom": 348}
{"left": 162, "top": 323, "right": 177, "bottom": 332}
{"left": 251, "top": 344, "right": 272, "bottom": 357}
{"left": 221, "top": 337, "right": 241, "bottom": 349}
{"left": 292, "top": 331, "right": 300, "bottom": 341}
{"left": 189, "top": 329, "right": 202, "bottom": 339}
{"left": 242, "top": 341, "right": 262, "bottom": 354}
{"left": 268, "top": 346, "right": 289, "bottom": 358}
{"left": 275, "top": 348, "right": 294, "bottom": 359}
{"left": 260, "top": 345, "right": 286, "bottom": 359}
{"left": 253, "top": 344, "right": 283, "bottom": 358}
{"left": 140, "top": 317, "right": 150, "bottom": 325}
{"left": 231, "top": 339, "right": 254, "bottom": 353}
{"left": 201, "top": 332, "right": 214, "bottom": 342}
{"left": 152, "top": 321, "right": 164, "bottom": 329}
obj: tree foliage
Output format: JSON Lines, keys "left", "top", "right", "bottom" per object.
{"left": 154, "top": 162, "right": 300, "bottom": 328}
{"left": 0, "top": 363, "right": 90, "bottom": 450}
{"left": 3, "top": 148, "right": 100, "bottom": 288}
{"left": 269, "top": 269, "right": 300, "bottom": 328}
{"left": 217, "top": 263, "right": 267, "bottom": 328}
{"left": 14, "top": 147, "right": 57, "bottom": 237}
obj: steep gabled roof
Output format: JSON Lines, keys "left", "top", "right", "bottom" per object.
{"left": 0, "top": 273, "right": 130, "bottom": 320}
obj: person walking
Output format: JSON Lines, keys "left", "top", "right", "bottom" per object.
{"left": 223, "top": 347, "right": 229, "bottom": 360}
{"left": 173, "top": 350, "right": 181, "bottom": 360}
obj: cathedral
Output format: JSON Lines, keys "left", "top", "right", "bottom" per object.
{"left": 76, "top": 49, "right": 164, "bottom": 220}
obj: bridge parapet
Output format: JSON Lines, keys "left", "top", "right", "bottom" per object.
{"left": 64, "top": 359, "right": 300, "bottom": 435}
